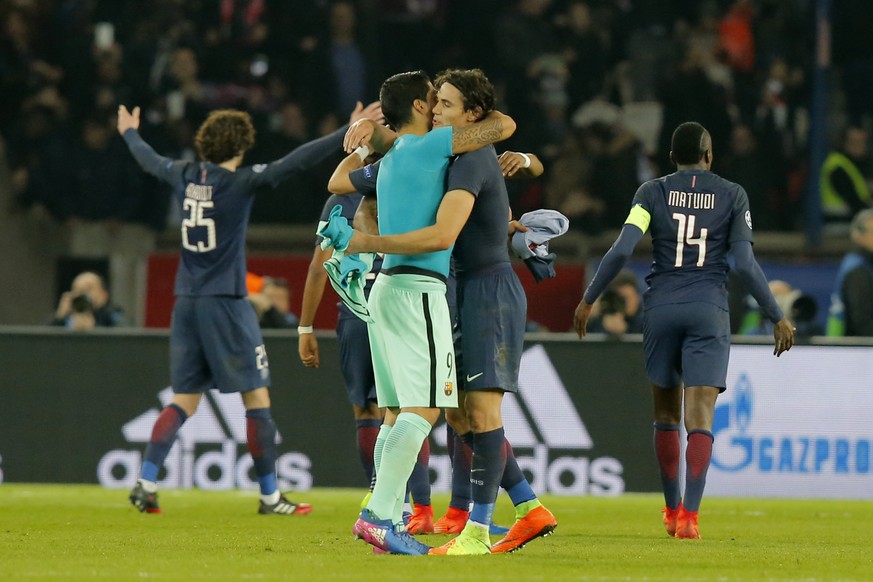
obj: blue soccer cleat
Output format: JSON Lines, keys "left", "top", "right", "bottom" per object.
{"left": 353, "top": 509, "right": 431, "bottom": 555}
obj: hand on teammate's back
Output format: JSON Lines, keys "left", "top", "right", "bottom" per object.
{"left": 773, "top": 317, "right": 796, "bottom": 357}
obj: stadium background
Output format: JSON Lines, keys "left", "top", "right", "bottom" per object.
{"left": 0, "top": 0, "right": 872, "bottom": 500}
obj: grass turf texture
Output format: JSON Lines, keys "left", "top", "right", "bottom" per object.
{"left": 2, "top": 485, "right": 872, "bottom": 581}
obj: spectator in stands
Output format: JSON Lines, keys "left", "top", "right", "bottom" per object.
{"left": 248, "top": 276, "right": 300, "bottom": 329}
{"left": 820, "top": 126, "right": 872, "bottom": 227}
{"left": 585, "top": 269, "right": 643, "bottom": 337}
{"left": 51, "top": 271, "right": 126, "bottom": 329}
{"left": 828, "top": 209, "right": 873, "bottom": 337}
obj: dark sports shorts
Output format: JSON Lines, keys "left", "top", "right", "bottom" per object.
{"left": 642, "top": 301, "right": 730, "bottom": 391}
{"left": 170, "top": 295, "right": 270, "bottom": 394}
{"left": 456, "top": 263, "right": 526, "bottom": 393}
{"left": 336, "top": 310, "right": 377, "bottom": 408}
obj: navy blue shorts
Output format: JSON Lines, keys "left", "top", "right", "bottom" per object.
{"left": 642, "top": 302, "right": 730, "bottom": 391}
{"left": 336, "top": 311, "right": 377, "bottom": 408}
{"left": 456, "top": 263, "right": 526, "bottom": 393}
{"left": 170, "top": 296, "right": 270, "bottom": 394}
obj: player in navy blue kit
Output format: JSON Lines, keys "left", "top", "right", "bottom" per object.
{"left": 574, "top": 122, "right": 795, "bottom": 539}
{"left": 298, "top": 193, "right": 383, "bottom": 486}
{"left": 118, "top": 102, "right": 377, "bottom": 515}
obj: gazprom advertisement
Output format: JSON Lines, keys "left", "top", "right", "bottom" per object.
{"left": 707, "top": 345, "right": 873, "bottom": 499}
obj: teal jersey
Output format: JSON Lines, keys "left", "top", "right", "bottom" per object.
{"left": 376, "top": 126, "right": 454, "bottom": 277}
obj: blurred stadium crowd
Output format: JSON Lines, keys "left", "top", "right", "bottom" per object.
{"left": 4, "top": 0, "right": 872, "bottom": 233}
{"left": 2, "top": 0, "right": 873, "bottom": 328}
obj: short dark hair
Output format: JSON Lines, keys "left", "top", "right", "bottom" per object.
{"left": 670, "top": 122, "right": 709, "bottom": 165}
{"left": 379, "top": 70, "right": 432, "bottom": 129}
{"left": 195, "top": 109, "right": 255, "bottom": 164}
{"left": 433, "top": 68, "right": 496, "bottom": 120}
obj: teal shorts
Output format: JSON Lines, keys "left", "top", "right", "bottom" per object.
{"left": 367, "top": 273, "right": 458, "bottom": 409}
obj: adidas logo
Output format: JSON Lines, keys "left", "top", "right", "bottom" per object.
{"left": 367, "top": 526, "right": 387, "bottom": 546}
{"left": 97, "top": 387, "right": 312, "bottom": 491}
{"left": 432, "top": 345, "right": 625, "bottom": 495}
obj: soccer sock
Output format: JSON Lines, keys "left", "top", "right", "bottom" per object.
{"left": 449, "top": 431, "right": 474, "bottom": 511}
{"left": 245, "top": 408, "right": 278, "bottom": 498}
{"left": 355, "top": 418, "right": 381, "bottom": 483}
{"left": 407, "top": 437, "right": 431, "bottom": 506}
{"left": 141, "top": 403, "right": 188, "bottom": 483}
{"left": 469, "top": 427, "right": 507, "bottom": 526}
{"left": 501, "top": 439, "right": 537, "bottom": 509}
{"left": 654, "top": 423, "right": 682, "bottom": 509}
{"left": 372, "top": 424, "right": 392, "bottom": 482}
{"left": 683, "top": 429, "right": 714, "bottom": 513}
{"left": 367, "top": 412, "right": 431, "bottom": 524}
{"left": 446, "top": 424, "right": 456, "bottom": 464}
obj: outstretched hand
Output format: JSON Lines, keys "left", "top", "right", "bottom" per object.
{"left": 773, "top": 317, "right": 796, "bottom": 357}
{"left": 573, "top": 300, "right": 594, "bottom": 338}
{"left": 117, "top": 105, "right": 140, "bottom": 135}
{"left": 349, "top": 100, "right": 384, "bottom": 125}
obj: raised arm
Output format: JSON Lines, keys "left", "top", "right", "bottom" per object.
{"left": 328, "top": 149, "right": 369, "bottom": 194}
{"left": 343, "top": 119, "right": 397, "bottom": 154}
{"left": 451, "top": 110, "right": 516, "bottom": 154}
{"left": 118, "top": 105, "right": 177, "bottom": 180}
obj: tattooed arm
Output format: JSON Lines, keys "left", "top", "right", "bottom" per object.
{"left": 451, "top": 110, "right": 516, "bottom": 154}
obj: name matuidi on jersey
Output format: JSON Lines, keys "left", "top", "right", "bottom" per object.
{"left": 668, "top": 190, "right": 715, "bottom": 210}
{"left": 185, "top": 183, "right": 214, "bottom": 201}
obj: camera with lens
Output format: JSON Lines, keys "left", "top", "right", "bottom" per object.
{"left": 70, "top": 294, "right": 93, "bottom": 314}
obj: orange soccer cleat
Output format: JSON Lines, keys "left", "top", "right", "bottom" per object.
{"left": 661, "top": 503, "right": 683, "bottom": 537}
{"left": 433, "top": 506, "right": 470, "bottom": 534}
{"left": 406, "top": 504, "right": 435, "bottom": 535}
{"left": 490, "top": 505, "right": 557, "bottom": 554}
{"left": 674, "top": 505, "right": 701, "bottom": 539}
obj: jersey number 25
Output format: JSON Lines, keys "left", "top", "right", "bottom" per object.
{"left": 182, "top": 199, "right": 217, "bottom": 253}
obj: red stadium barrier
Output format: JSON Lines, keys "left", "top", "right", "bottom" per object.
{"left": 145, "top": 254, "right": 584, "bottom": 332}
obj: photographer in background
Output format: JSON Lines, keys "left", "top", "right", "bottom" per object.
{"left": 50, "top": 271, "right": 126, "bottom": 330}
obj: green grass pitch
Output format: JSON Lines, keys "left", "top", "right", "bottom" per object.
{"left": 2, "top": 485, "right": 872, "bottom": 581}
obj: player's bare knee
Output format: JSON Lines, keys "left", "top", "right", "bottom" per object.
{"left": 241, "top": 386, "right": 271, "bottom": 410}
{"left": 445, "top": 407, "right": 468, "bottom": 432}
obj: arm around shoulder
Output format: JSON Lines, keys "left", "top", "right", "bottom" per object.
{"left": 452, "top": 110, "right": 516, "bottom": 154}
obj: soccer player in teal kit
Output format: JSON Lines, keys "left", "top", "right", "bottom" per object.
{"left": 322, "top": 70, "right": 515, "bottom": 554}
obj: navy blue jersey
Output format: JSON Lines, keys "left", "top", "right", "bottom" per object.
{"left": 446, "top": 146, "right": 511, "bottom": 273}
{"left": 630, "top": 169, "right": 753, "bottom": 310}
{"left": 123, "top": 127, "right": 345, "bottom": 297}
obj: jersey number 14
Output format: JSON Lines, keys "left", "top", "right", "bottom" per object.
{"left": 672, "top": 212, "right": 708, "bottom": 267}
{"left": 182, "top": 199, "right": 217, "bottom": 253}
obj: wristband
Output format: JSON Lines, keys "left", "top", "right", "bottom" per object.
{"left": 519, "top": 152, "right": 532, "bottom": 168}
{"left": 354, "top": 145, "right": 371, "bottom": 161}
{"left": 297, "top": 325, "right": 314, "bottom": 334}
